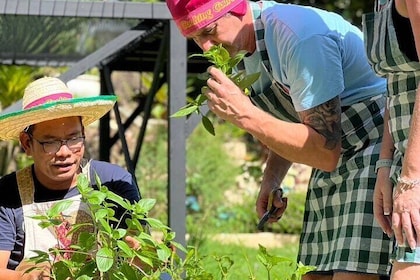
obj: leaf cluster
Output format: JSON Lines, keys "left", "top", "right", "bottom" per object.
{"left": 26, "top": 173, "right": 316, "bottom": 279}
{"left": 171, "top": 44, "right": 260, "bottom": 135}
{"left": 256, "top": 245, "right": 316, "bottom": 280}
{"left": 28, "top": 173, "right": 185, "bottom": 280}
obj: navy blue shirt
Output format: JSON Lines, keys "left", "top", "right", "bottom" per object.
{"left": 0, "top": 160, "right": 140, "bottom": 269}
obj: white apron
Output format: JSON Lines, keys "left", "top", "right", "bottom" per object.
{"left": 16, "top": 164, "right": 92, "bottom": 260}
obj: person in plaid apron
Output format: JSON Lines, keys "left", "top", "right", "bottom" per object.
{"left": 0, "top": 77, "right": 140, "bottom": 279}
{"left": 363, "top": 0, "right": 420, "bottom": 279}
{"left": 166, "top": 0, "right": 393, "bottom": 279}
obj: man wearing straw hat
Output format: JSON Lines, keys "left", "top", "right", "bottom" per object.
{"left": 0, "top": 77, "right": 140, "bottom": 279}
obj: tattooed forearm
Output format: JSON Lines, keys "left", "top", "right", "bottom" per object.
{"left": 298, "top": 96, "right": 341, "bottom": 150}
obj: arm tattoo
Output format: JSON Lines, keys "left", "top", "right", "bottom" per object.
{"left": 298, "top": 96, "right": 341, "bottom": 150}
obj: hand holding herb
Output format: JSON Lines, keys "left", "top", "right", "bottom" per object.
{"left": 171, "top": 44, "right": 260, "bottom": 135}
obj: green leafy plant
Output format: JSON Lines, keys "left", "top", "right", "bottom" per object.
{"left": 171, "top": 44, "right": 260, "bottom": 135}
{"left": 184, "top": 243, "right": 316, "bottom": 280}
{"left": 256, "top": 245, "right": 316, "bottom": 280}
{"left": 27, "top": 173, "right": 185, "bottom": 280}
{"left": 25, "top": 172, "right": 315, "bottom": 279}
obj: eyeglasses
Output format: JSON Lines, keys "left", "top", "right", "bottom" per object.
{"left": 28, "top": 134, "right": 85, "bottom": 154}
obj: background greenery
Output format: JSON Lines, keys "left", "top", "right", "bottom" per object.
{"left": 196, "top": 239, "right": 300, "bottom": 279}
{"left": 136, "top": 119, "right": 307, "bottom": 236}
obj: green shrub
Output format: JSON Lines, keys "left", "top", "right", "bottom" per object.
{"left": 136, "top": 124, "right": 169, "bottom": 222}
{"left": 28, "top": 173, "right": 181, "bottom": 280}
{"left": 196, "top": 239, "right": 315, "bottom": 280}
{"left": 28, "top": 173, "right": 314, "bottom": 280}
{"left": 138, "top": 120, "right": 307, "bottom": 236}
{"left": 137, "top": 122, "right": 242, "bottom": 246}
{"left": 203, "top": 189, "right": 307, "bottom": 235}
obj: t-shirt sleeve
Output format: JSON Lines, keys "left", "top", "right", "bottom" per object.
{"left": 0, "top": 173, "right": 25, "bottom": 269}
{"left": 0, "top": 206, "right": 24, "bottom": 270}
{"left": 0, "top": 207, "right": 17, "bottom": 251}
{"left": 89, "top": 160, "right": 140, "bottom": 203}
{"left": 285, "top": 35, "right": 345, "bottom": 111}
{"left": 88, "top": 160, "right": 142, "bottom": 228}
{"left": 0, "top": 173, "right": 21, "bottom": 252}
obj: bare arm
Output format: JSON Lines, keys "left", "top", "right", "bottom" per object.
{"left": 0, "top": 269, "right": 24, "bottom": 280}
{"left": 373, "top": 106, "right": 394, "bottom": 237}
{"left": 297, "top": 96, "right": 342, "bottom": 155}
{"left": 398, "top": 0, "right": 420, "bottom": 173}
{"left": 0, "top": 251, "right": 49, "bottom": 280}
{"left": 0, "top": 251, "right": 20, "bottom": 280}
{"left": 392, "top": 85, "right": 420, "bottom": 249}
{"left": 391, "top": 0, "right": 420, "bottom": 249}
{"left": 241, "top": 96, "right": 342, "bottom": 171}
{"left": 0, "top": 251, "right": 26, "bottom": 280}
{"left": 206, "top": 66, "right": 341, "bottom": 171}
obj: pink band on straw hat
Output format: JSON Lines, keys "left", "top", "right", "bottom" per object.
{"left": 24, "top": 93, "right": 72, "bottom": 109}
{"left": 166, "top": 0, "right": 247, "bottom": 37}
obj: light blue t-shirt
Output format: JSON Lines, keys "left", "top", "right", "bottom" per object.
{"left": 244, "top": 1, "right": 386, "bottom": 112}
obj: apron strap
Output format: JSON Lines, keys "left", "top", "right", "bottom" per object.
{"left": 16, "top": 159, "right": 91, "bottom": 206}
{"left": 16, "top": 166, "right": 35, "bottom": 206}
{"left": 377, "top": 0, "right": 390, "bottom": 12}
{"left": 242, "top": 2, "right": 300, "bottom": 123}
{"left": 81, "top": 159, "right": 92, "bottom": 183}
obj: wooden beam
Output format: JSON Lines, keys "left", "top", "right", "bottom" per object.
{"left": 0, "top": 0, "right": 171, "bottom": 19}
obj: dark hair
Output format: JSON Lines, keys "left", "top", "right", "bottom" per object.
{"left": 23, "top": 125, "right": 34, "bottom": 134}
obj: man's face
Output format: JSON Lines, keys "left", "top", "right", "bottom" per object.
{"left": 20, "top": 116, "right": 85, "bottom": 190}
{"left": 188, "top": 13, "right": 254, "bottom": 56}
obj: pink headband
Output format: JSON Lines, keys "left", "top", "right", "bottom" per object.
{"left": 166, "top": 0, "right": 247, "bottom": 37}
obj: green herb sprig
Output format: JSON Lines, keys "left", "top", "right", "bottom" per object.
{"left": 256, "top": 245, "right": 316, "bottom": 280}
{"left": 171, "top": 44, "right": 260, "bottom": 135}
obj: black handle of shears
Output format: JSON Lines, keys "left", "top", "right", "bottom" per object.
{"left": 257, "top": 187, "right": 283, "bottom": 231}
{"left": 257, "top": 205, "right": 279, "bottom": 231}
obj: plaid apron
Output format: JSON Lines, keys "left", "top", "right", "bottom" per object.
{"left": 363, "top": 0, "right": 420, "bottom": 263}
{"left": 244, "top": 2, "right": 392, "bottom": 274}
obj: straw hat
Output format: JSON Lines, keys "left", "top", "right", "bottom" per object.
{"left": 0, "top": 77, "right": 117, "bottom": 140}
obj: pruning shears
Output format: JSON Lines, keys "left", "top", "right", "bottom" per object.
{"left": 257, "top": 187, "right": 284, "bottom": 231}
